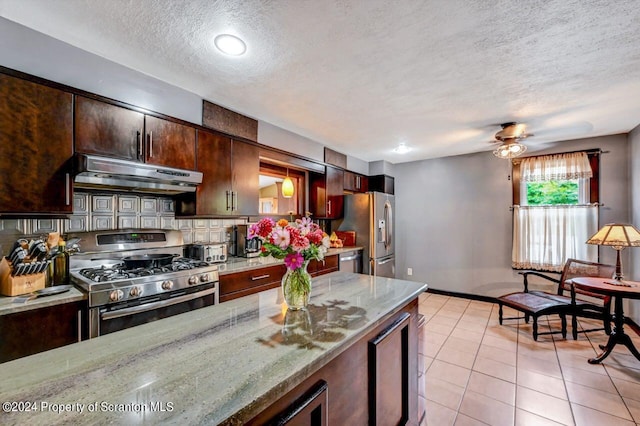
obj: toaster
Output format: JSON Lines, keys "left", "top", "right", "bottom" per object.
{"left": 183, "top": 243, "right": 227, "bottom": 263}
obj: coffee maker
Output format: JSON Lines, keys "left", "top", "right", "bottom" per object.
{"left": 230, "top": 225, "right": 262, "bottom": 258}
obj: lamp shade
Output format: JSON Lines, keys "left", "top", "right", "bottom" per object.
{"left": 586, "top": 223, "right": 640, "bottom": 248}
{"left": 282, "top": 176, "right": 295, "bottom": 198}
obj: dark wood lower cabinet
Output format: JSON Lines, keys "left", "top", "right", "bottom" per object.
{"left": 0, "top": 300, "right": 87, "bottom": 363}
{"left": 270, "top": 380, "right": 328, "bottom": 426}
{"left": 220, "top": 256, "right": 339, "bottom": 303}
{"left": 308, "top": 255, "right": 339, "bottom": 277}
{"left": 219, "top": 264, "right": 286, "bottom": 303}
{"left": 247, "top": 299, "right": 419, "bottom": 425}
{"left": 369, "top": 312, "right": 411, "bottom": 425}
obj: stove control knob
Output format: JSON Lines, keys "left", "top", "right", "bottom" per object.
{"left": 129, "top": 286, "right": 142, "bottom": 297}
{"left": 188, "top": 275, "right": 197, "bottom": 285}
{"left": 110, "top": 289, "right": 124, "bottom": 302}
{"left": 162, "top": 280, "right": 174, "bottom": 290}
{"left": 200, "top": 273, "right": 210, "bottom": 282}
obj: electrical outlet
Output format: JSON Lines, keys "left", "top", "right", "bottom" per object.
{"left": 407, "top": 268, "right": 413, "bottom": 276}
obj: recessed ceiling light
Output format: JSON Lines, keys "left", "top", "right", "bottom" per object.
{"left": 393, "top": 143, "right": 411, "bottom": 154}
{"left": 214, "top": 34, "right": 247, "bottom": 56}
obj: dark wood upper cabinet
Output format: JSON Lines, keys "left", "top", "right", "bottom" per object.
{"left": 0, "top": 73, "right": 73, "bottom": 215}
{"left": 309, "top": 166, "right": 344, "bottom": 219}
{"left": 178, "top": 130, "right": 258, "bottom": 216}
{"left": 343, "top": 171, "right": 368, "bottom": 193}
{"left": 75, "top": 96, "right": 196, "bottom": 170}
{"left": 191, "top": 131, "right": 233, "bottom": 215}
{"left": 144, "top": 115, "right": 196, "bottom": 170}
{"left": 231, "top": 139, "right": 260, "bottom": 216}
{"left": 368, "top": 174, "right": 394, "bottom": 195}
{"left": 75, "top": 96, "right": 144, "bottom": 161}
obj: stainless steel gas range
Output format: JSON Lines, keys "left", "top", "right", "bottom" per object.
{"left": 68, "top": 229, "right": 220, "bottom": 338}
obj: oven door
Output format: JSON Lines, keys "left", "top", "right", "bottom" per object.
{"left": 89, "top": 283, "right": 216, "bottom": 337}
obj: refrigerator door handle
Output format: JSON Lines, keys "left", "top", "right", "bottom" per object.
{"left": 383, "top": 200, "right": 393, "bottom": 250}
{"left": 378, "top": 257, "right": 394, "bottom": 265}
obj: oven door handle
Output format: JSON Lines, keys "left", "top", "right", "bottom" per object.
{"left": 101, "top": 287, "right": 217, "bottom": 321}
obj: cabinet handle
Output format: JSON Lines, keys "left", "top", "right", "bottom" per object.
{"left": 149, "top": 131, "right": 154, "bottom": 158}
{"left": 232, "top": 191, "right": 238, "bottom": 211}
{"left": 137, "top": 130, "right": 143, "bottom": 159}
{"left": 327, "top": 200, "right": 332, "bottom": 216}
{"left": 251, "top": 274, "right": 270, "bottom": 281}
{"left": 65, "top": 173, "right": 71, "bottom": 205}
{"left": 356, "top": 175, "right": 360, "bottom": 189}
{"left": 77, "top": 309, "right": 82, "bottom": 342}
{"left": 226, "top": 190, "right": 231, "bottom": 211}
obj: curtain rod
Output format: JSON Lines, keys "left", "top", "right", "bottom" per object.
{"left": 510, "top": 203, "right": 604, "bottom": 211}
{"left": 511, "top": 148, "right": 605, "bottom": 164}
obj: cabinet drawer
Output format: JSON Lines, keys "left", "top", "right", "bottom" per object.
{"left": 220, "top": 264, "right": 286, "bottom": 298}
{"left": 309, "top": 255, "right": 339, "bottom": 276}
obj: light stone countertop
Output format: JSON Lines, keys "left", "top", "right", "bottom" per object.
{"left": 219, "top": 247, "right": 363, "bottom": 275}
{"left": 0, "top": 287, "right": 86, "bottom": 316}
{"left": 0, "top": 248, "right": 362, "bottom": 315}
{"left": 0, "top": 271, "right": 426, "bottom": 425}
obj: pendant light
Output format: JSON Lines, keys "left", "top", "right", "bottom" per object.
{"left": 282, "top": 169, "right": 294, "bottom": 198}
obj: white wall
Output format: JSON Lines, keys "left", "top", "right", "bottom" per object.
{"left": 0, "top": 17, "right": 202, "bottom": 123}
{"left": 393, "top": 135, "right": 630, "bottom": 297}
{"left": 629, "top": 125, "right": 640, "bottom": 324}
{"left": 257, "top": 121, "right": 324, "bottom": 162}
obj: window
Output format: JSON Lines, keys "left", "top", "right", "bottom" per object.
{"left": 512, "top": 151, "right": 600, "bottom": 271}
{"left": 258, "top": 162, "right": 304, "bottom": 216}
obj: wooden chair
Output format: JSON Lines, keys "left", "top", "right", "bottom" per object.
{"left": 498, "top": 258, "right": 615, "bottom": 340}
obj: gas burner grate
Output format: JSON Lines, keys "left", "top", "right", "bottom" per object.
{"left": 78, "top": 258, "right": 212, "bottom": 282}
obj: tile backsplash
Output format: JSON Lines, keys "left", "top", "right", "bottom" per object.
{"left": 0, "top": 192, "right": 247, "bottom": 255}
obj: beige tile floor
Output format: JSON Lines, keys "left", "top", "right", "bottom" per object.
{"left": 418, "top": 292, "right": 640, "bottom": 426}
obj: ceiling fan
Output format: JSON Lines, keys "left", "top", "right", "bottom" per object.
{"left": 490, "top": 122, "right": 532, "bottom": 159}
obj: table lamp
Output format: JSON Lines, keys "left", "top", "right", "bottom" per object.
{"left": 586, "top": 223, "right": 640, "bottom": 281}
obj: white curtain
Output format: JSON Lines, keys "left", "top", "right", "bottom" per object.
{"left": 512, "top": 205, "right": 599, "bottom": 271}
{"left": 513, "top": 151, "right": 597, "bottom": 271}
{"left": 520, "top": 152, "right": 593, "bottom": 182}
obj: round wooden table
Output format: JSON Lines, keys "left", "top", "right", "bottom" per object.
{"left": 571, "top": 277, "right": 640, "bottom": 364}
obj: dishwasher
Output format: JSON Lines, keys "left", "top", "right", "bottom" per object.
{"left": 339, "top": 250, "right": 362, "bottom": 273}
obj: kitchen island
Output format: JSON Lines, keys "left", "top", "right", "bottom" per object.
{"left": 0, "top": 272, "right": 426, "bottom": 425}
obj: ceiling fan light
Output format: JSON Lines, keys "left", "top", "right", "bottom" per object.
{"left": 493, "top": 142, "right": 527, "bottom": 159}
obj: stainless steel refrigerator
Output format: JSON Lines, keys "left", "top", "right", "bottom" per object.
{"left": 338, "top": 192, "right": 395, "bottom": 277}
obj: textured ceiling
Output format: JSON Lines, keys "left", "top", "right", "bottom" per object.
{"left": 2, "top": 0, "right": 640, "bottom": 163}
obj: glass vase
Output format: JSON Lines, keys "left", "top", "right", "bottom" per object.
{"left": 282, "top": 261, "right": 312, "bottom": 310}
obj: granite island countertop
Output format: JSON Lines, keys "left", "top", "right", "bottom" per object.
{"left": 0, "top": 271, "right": 426, "bottom": 425}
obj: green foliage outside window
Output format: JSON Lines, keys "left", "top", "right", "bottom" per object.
{"left": 526, "top": 180, "right": 579, "bottom": 205}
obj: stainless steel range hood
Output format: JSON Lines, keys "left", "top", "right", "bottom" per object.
{"left": 74, "top": 154, "right": 203, "bottom": 195}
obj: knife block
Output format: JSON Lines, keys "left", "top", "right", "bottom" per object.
{"left": 0, "top": 258, "right": 46, "bottom": 296}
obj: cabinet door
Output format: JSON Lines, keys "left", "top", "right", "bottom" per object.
{"left": 325, "top": 166, "right": 344, "bottom": 218}
{"left": 344, "top": 171, "right": 368, "bottom": 193}
{"left": 343, "top": 171, "right": 356, "bottom": 191}
{"left": 0, "top": 301, "right": 86, "bottom": 363}
{"left": 75, "top": 96, "right": 144, "bottom": 161}
{"left": 355, "top": 174, "right": 368, "bottom": 192}
{"left": 369, "top": 312, "right": 410, "bottom": 425}
{"left": 144, "top": 115, "right": 196, "bottom": 170}
{"left": 272, "top": 380, "right": 328, "bottom": 425}
{"left": 309, "top": 167, "right": 344, "bottom": 219}
{"left": 0, "top": 74, "right": 73, "bottom": 214}
{"left": 194, "top": 131, "right": 233, "bottom": 215}
{"left": 231, "top": 139, "right": 260, "bottom": 216}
